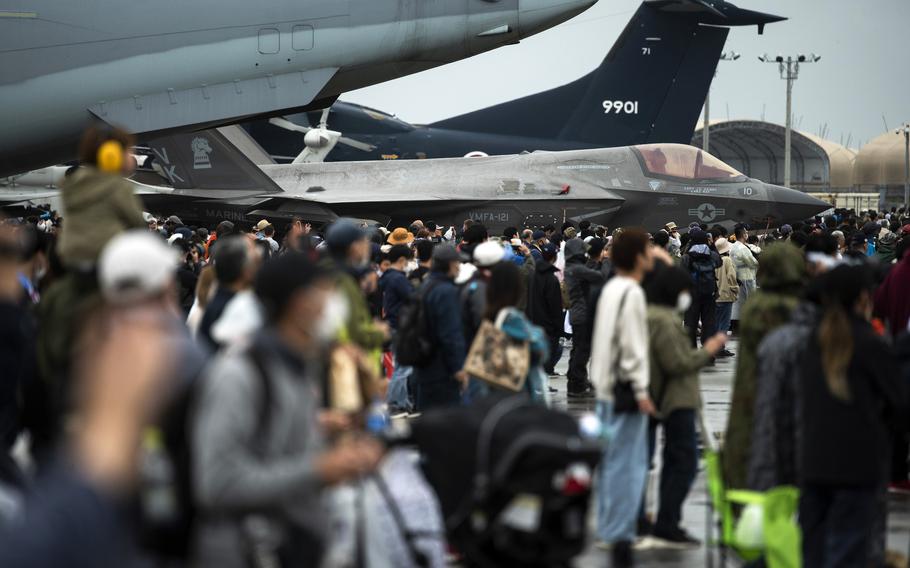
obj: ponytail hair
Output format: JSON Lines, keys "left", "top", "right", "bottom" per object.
{"left": 818, "top": 300, "right": 852, "bottom": 402}
{"left": 815, "top": 264, "right": 875, "bottom": 402}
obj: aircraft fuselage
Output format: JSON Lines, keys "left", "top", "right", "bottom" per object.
{"left": 0, "top": 0, "right": 594, "bottom": 177}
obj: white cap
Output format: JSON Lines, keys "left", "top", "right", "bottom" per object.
{"left": 473, "top": 241, "right": 506, "bottom": 267}
{"left": 99, "top": 230, "right": 178, "bottom": 304}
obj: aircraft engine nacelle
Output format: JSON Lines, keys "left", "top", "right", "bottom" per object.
{"left": 305, "top": 129, "right": 335, "bottom": 149}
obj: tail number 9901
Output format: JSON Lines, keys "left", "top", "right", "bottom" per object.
{"left": 602, "top": 100, "right": 639, "bottom": 114}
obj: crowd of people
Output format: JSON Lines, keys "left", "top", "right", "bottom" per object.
{"left": 1, "top": 126, "right": 910, "bottom": 567}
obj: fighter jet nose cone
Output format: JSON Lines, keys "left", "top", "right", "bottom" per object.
{"left": 518, "top": 0, "right": 598, "bottom": 39}
{"left": 765, "top": 183, "right": 832, "bottom": 223}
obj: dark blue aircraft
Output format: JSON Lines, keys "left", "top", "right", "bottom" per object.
{"left": 242, "top": 0, "right": 784, "bottom": 163}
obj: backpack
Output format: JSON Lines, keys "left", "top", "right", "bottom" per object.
{"left": 394, "top": 280, "right": 440, "bottom": 366}
{"left": 135, "top": 344, "right": 274, "bottom": 559}
{"left": 688, "top": 255, "right": 718, "bottom": 296}
{"left": 459, "top": 280, "right": 483, "bottom": 344}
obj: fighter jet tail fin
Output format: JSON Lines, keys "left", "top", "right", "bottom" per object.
{"left": 144, "top": 126, "right": 283, "bottom": 194}
{"left": 431, "top": 0, "right": 783, "bottom": 147}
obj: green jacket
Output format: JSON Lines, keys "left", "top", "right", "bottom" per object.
{"left": 58, "top": 167, "right": 146, "bottom": 268}
{"left": 334, "top": 268, "right": 386, "bottom": 352}
{"left": 647, "top": 305, "right": 712, "bottom": 418}
{"left": 723, "top": 243, "right": 806, "bottom": 490}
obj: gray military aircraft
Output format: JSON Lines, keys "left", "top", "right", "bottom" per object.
{"left": 0, "top": 0, "right": 596, "bottom": 177}
{"left": 130, "top": 127, "right": 830, "bottom": 232}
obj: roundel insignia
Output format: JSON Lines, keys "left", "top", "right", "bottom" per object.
{"left": 688, "top": 203, "right": 726, "bottom": 223}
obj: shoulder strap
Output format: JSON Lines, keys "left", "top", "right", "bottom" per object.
{"left": 371, "top": 473, "right": 432, "bottom": 568}
{"left": 611, "top": 286, "right": 633, "bottom": 375}
{"left": 494, "top": 307, "right": 511, "bottom": 329}
{"left": 246, "top": 344, "right": 274, "bottom": 450}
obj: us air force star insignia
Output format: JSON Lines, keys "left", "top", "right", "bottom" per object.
{"left": 649, "top": 180, "right": 662, "bottom": 191}
{"left": 687, "top": 203, "right": 726, "bottom": 222}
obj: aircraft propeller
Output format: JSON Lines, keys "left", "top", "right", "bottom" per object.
{"left": 268, "top": 111, "right": 376, "bottom": 164}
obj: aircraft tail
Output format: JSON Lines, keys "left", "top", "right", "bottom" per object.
{"left": 144, "top": 126, "right": 282, "bottom": 194}
{"left": 431, "top": 0, "right": 784, "bottom": 147}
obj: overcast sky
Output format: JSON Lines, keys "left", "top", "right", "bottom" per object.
{"left": 347, "top": 0, "right": 909, "bottom": 149}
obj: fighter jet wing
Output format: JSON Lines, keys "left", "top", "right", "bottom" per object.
{"left": 0, "top": 189, "right": 60, "bottom": 205}
{"left": 90, "top": 67, "right": 338, "bottom": 137}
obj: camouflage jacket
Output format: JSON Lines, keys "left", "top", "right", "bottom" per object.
{"left": 722, "top": 243, "right": 806, "bottom": 490}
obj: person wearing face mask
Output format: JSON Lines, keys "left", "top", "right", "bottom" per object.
{"left": 730, "top": 224, "right": 758, "bottom": 331}
{"left": 412, "top": 245, "right": 469, "bottom": 411}
{"left": 198, "top": 235, "right": 262, "bottom": 352}
{"left": 664, "top": 222, "right": 682, "bottom": 258}
{"left": 323, "top": 219, "right": 390, "bottom": 353}
{"left": 640, "top": 264, "right": 726, "bottom": 548}
{"left": 380, "top": 245, "right": 416, "bottom": 415}
{"left": 713, "top": 238, "right": 738, "bottom": 357}
{"left": 191, "top": 252, "right": 384, "bottom": 568}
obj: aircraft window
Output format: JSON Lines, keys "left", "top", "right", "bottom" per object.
{"left": 633, "top": 144, "right": 743, "bottom": 181}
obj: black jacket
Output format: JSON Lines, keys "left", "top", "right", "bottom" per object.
{"left": 563, "top": 239, "right": 605, "bottom": 325}
{"left": 379, "top": 268, "right": 412, "bottom": 330}
{"left": 415, "top": 272, "right": 467, "bottom": 379}
{"left": 800, "top": 317, "right": 908, "bottom": 486}
{"left": 527, "top": 260, "right": 563, "bottom": 340}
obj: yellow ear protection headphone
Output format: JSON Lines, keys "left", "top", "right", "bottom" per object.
{"left": 96, "top": 139, "right": 124, "bottom": 173}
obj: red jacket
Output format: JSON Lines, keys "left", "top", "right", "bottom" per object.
{"left": 874, "top": 256, "right": 910, "bottom": 337}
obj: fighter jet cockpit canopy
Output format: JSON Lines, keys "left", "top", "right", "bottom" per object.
{"left": 632, "top": 144, "right": 746, "bottom": 182}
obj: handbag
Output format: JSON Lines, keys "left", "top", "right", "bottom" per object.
{"left": 610, "top": 288, "right": 639, "bottom": 414}
{"left": 463, "top": 309, "right": 530, "bottom": 392}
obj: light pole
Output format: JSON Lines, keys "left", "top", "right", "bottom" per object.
{"left": 759, "top": 53, "right": 821, "bottom": 188}
{"left": 897, "top": 123, "right": 910, "bottom": 208}
{"left": 703, "top": 51, "right": 740, "bottom": 153}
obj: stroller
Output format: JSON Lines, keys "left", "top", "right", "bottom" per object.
{"left": 402, "top": 394, "right": 602, "bottom": 568}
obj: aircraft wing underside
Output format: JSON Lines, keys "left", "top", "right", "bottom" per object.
{"left": 91, "top": 68, "right": 338, "bottom": 136}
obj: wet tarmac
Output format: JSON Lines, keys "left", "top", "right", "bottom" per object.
{"left": 549, "top": 338, "right": 910, "bottom": 567}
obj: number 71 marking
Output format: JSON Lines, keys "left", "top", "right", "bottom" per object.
{"left": 642, "top": 47, "right": 651, "bottom": 55}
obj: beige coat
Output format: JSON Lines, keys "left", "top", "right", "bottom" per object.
{"left": 716, "top": 254, "right": 739, "bottom": 303}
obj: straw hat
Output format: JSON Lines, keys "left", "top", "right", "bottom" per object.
{"left": 387, "top": 227, "right": 415, "bottom": 245}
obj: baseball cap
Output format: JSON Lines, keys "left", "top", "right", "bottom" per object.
{"left": 665, "top": 222, "right": 678, "bottom": 232}
{"left": 325, "top": 218, "right": 368, "bottom": 249}
{"left": 587, "top": 237, "right": 606, "bottom": 257}
{"left": 780, "top": 224, "right": 793, "bottom": 235}
{"left": 98, "top": 230, "right": 178, "bottom": 304}
{"left": 432, "top": 244, "right": 463, "bottom": 264}
{"left": 540, "top": 242, "right": 558, "bottom": 258}
{"left": 532, "top": 229, "right": 546, "bottom": 240}
{"left": 473, "top": 241, "right": 506, "bottom": 267}
{"left": 689, "top": 228, "right": 709, "bottom": 245}
{"left": 850, "top": 233, "right": 867, "bottom": 246}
